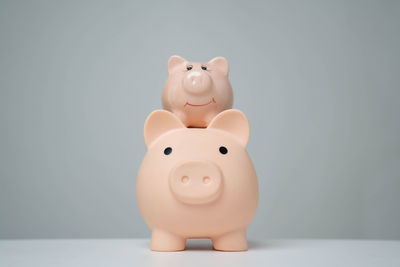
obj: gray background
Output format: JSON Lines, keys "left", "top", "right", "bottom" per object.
{"left": 1, "top": 0, "right": 399, "bottom": 240}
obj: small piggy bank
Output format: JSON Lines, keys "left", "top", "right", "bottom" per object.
{"left": 162, "top": 55, "right": 233, "bottom": 128}
{"left": 137, "top": 109, "right": 258, "bottom": 251}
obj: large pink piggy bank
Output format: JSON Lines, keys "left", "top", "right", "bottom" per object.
{"left": 137, "top": 109, "right": 258, "bottom": 251}
{"left": 162, "top": 55, "right": 233, "bottom": 128}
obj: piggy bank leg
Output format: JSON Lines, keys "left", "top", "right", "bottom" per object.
{"left": 150, "top": 229, "right": 186, "bottom": 251}
{"left": 212, "top": 229, "right": 248, "bottom": 251}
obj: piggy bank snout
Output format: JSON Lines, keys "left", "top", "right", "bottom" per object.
{"left": 169, "top": 161, "right": 223, "bottom": 205}
{"left": 183, "top": 71, "right": 212, "bottom": 95}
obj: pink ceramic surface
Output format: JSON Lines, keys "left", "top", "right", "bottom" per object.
{"left": 137, "top": 109, "right": 258, "bottom": 251}
{"left": 162, "top": 55, "right": 233, "bottom": 127}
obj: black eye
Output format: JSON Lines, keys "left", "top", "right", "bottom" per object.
{"left": 201, "top": 65, "right": 207, "bottom": 70}
{"left": 219, "top": 146, "right": 228, "bottom": 154}
{"left": 186, "top": 65, "right": 193, "bottom": 71}
{"left": 164, "top": 147, "right": 172, "bottom": 155}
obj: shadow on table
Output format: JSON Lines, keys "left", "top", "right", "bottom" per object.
{"left": 248, "top": 240, "right": 284, "bottom": 250}
{"left": 137, "top": 238, "right": 286, "bottom": 251}
{"left": 185, "top": 239, "right": 284, "bottom": 251}
{"left": 185, "top": 239, "right": 213, "bottom": 250}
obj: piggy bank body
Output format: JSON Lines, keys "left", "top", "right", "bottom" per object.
{"left": 137, "top": 109, "right": 258, "bottom": 251}
{"left": 162, "top": 56, "right": 233, "bottom": 127}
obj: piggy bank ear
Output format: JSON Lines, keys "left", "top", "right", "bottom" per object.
{"left": 168, "top": 55, "right": 186, "bottom": 73}
{"left": 144, "top": 110, "right": 185, "bottom": 147}
{"left": 208, "top": 109, "right": 250, "bottom": 147}
{"left": 208, "top": 56, "right": 229, "bottom": 76}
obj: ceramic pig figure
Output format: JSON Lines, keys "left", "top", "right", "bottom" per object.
{"left": 162, "top": 56, "right": 233, "bottom": 128}
{"left": 137, "top": 109, "right": 258, "bottom": 251}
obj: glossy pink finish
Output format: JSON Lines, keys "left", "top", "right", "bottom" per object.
{"left": 137, "top": 109, "right": 258, "bottom": 251}
{"left": 162, "top": 56, "right": 233, "bottom": 127}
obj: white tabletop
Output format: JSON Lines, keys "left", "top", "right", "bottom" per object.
{"left": 1, "top": 239, "right": 399, "bottom": 267}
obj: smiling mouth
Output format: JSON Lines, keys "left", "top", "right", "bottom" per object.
{"left": 184, "top": 97, "right": 216, "bottom": 107}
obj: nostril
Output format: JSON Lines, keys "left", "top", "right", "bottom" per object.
{"left": 202, "top": 176, "right": 211, "bottom": 184}
{"left": 181, "top": 176, "right": 189, "bottom": 184}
